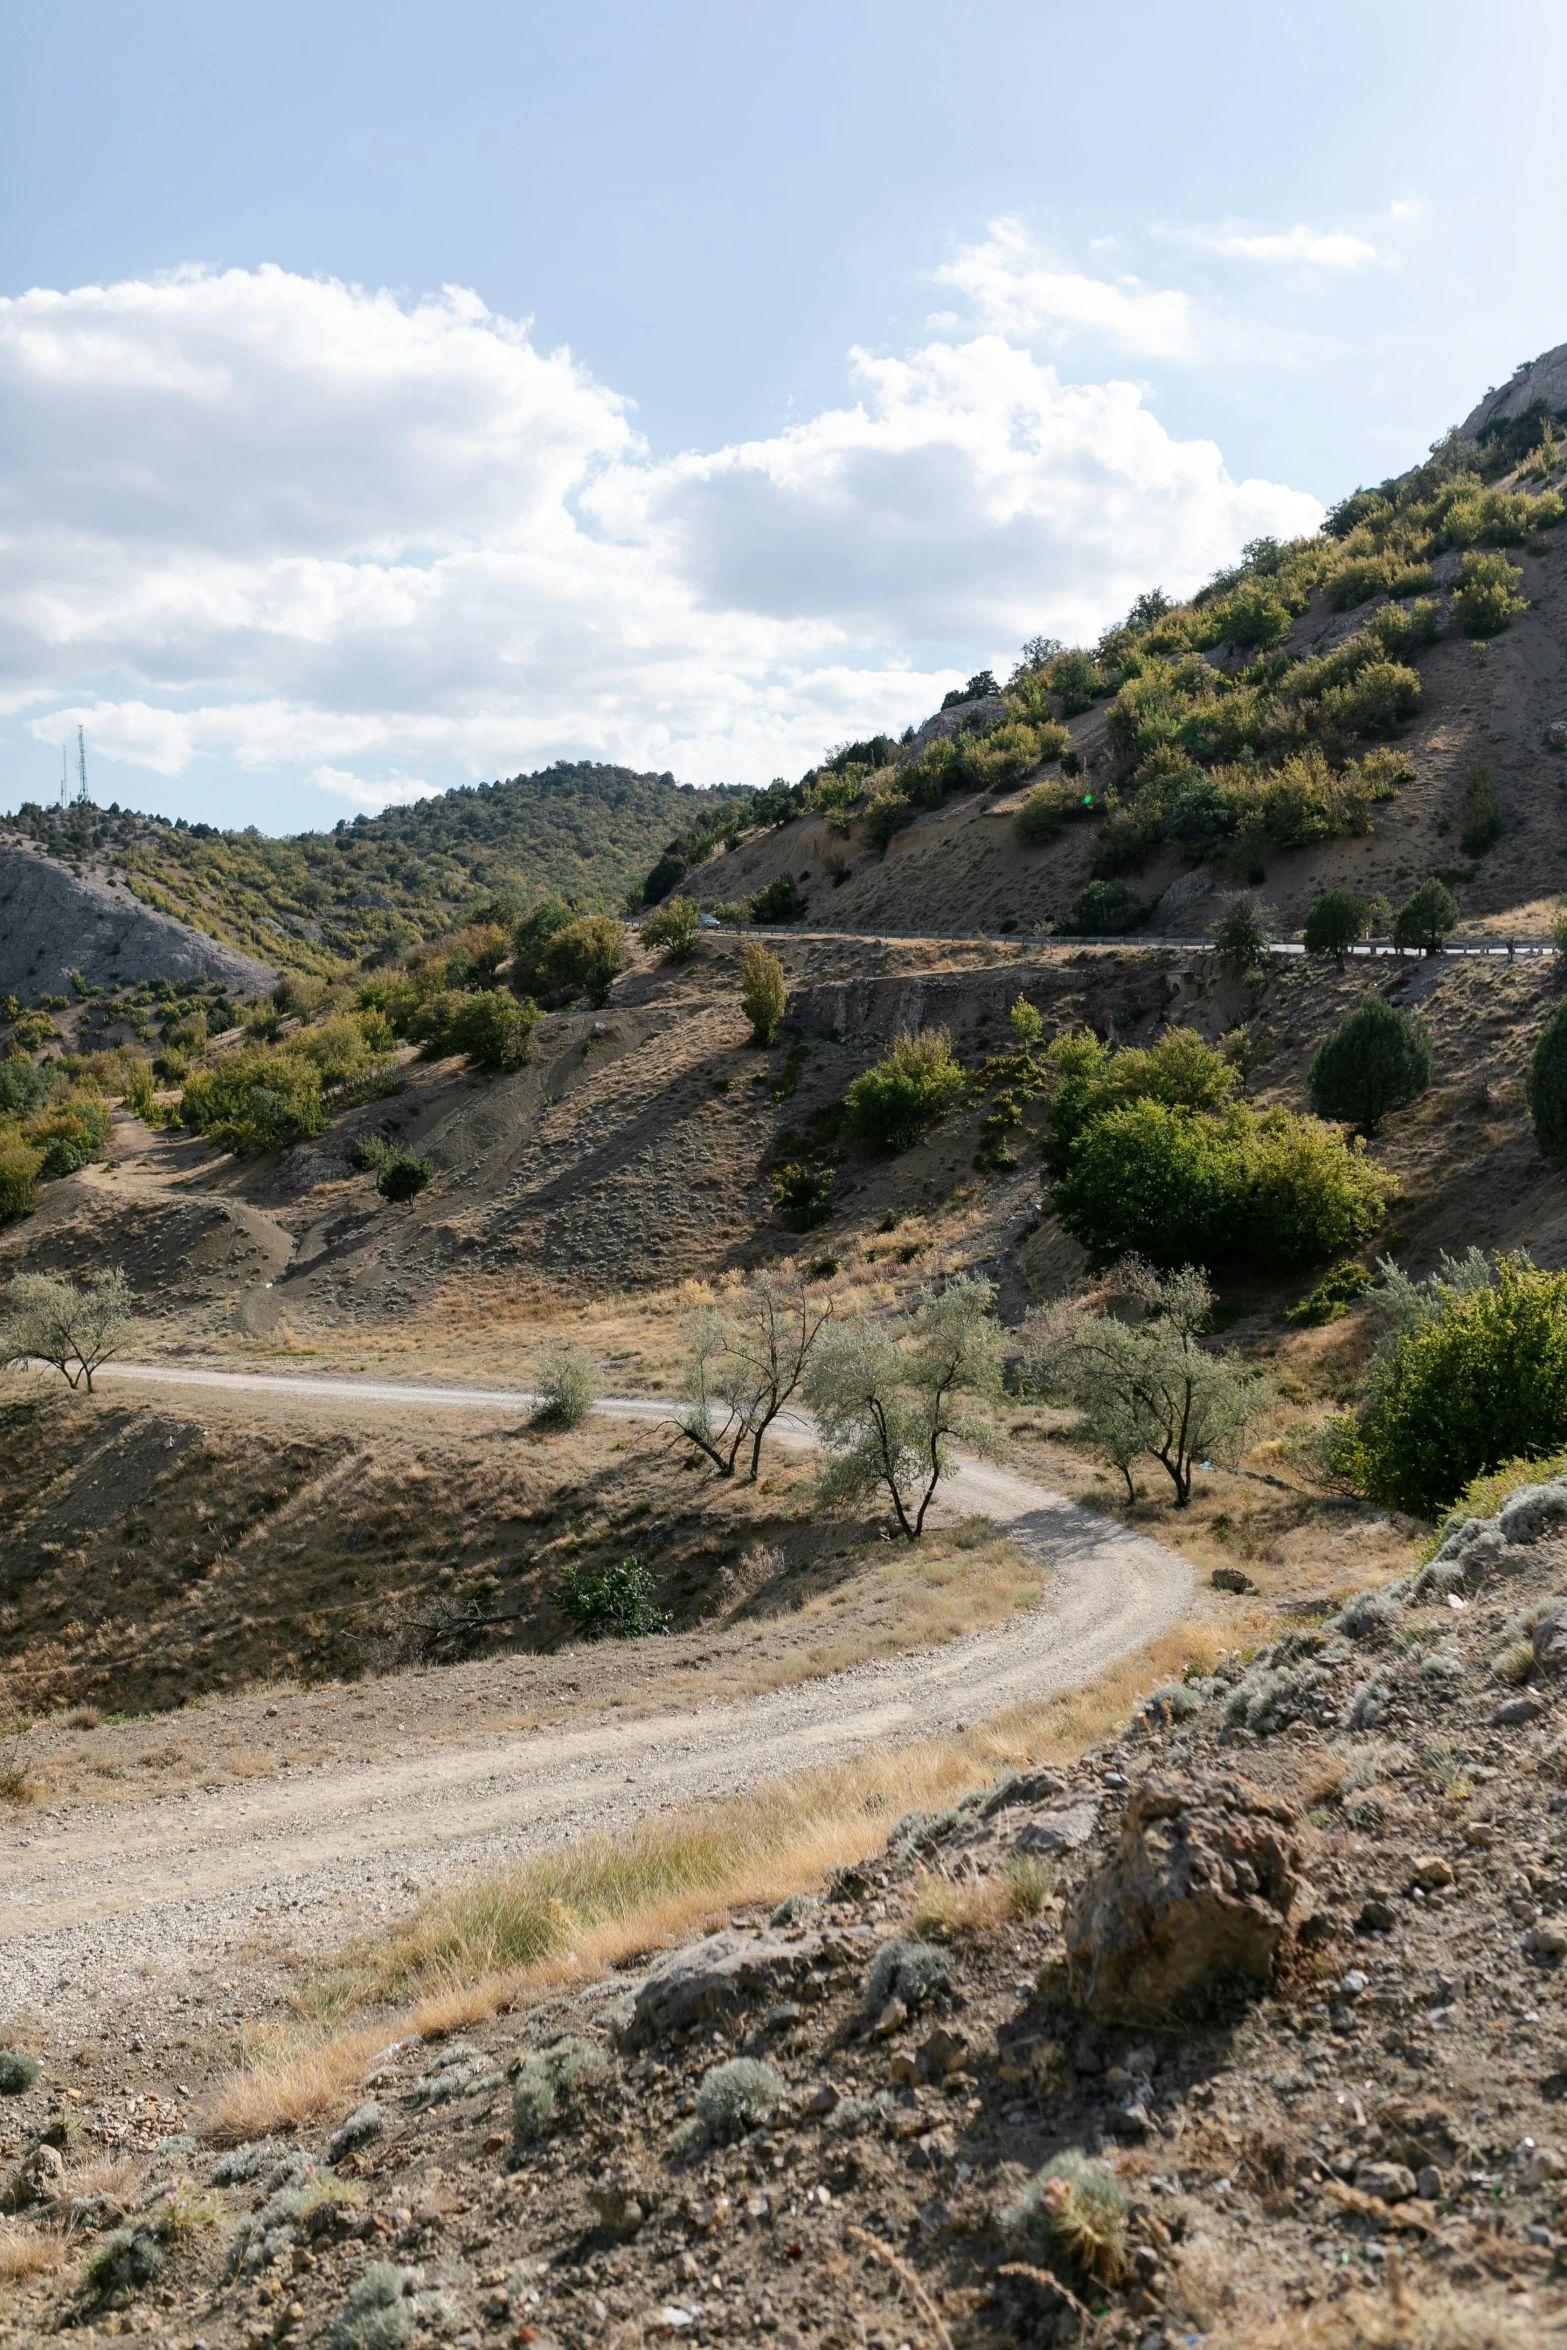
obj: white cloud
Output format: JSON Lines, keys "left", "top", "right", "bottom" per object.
{"left": 310, "top": 765, "right": 436, "bottom": 810}
{"left": 931, "top": 217, "right": 1194, "bottom": 356}
{"left": 0, "top": 260, "right": 1321, "bottom": 798}
{"left": 1175, "top": 221, "right": 1383, "bottom": 270}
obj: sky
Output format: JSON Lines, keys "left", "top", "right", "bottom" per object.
{"left": 1, "top": 0, "right": 1564, "bottom": 835}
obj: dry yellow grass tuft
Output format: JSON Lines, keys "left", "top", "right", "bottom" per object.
{"left": 0, "top": 2221, "right": 65, "bottom": 2280}
{"left": 202, "top": 2025, "right": 391, "bottom": 2147}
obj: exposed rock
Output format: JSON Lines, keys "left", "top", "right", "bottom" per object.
{"left": 901, "top": 694, "right": 1009, "bottom": 759}
{"left": 1014, "top": 1799, "right": 1102, "bottom": 1856}
{"left": 1355, "top": 2161, "right": 1417, "bottom": 2204}
{"left": 1500, "top": 1482, "right": 1567, "bottom": 1548}
{"left": 1534, "top": 1603, "right": 1567, "bottom": 1678}
{"left": 1461, "top": 341, "right": 1567, "bottom": 441}
{"left": 0, "top": 842, "right": 273, "bottom": 1001}
{"left": 1064, "top": 1773, "right": 1311, "bottom": 2024}
{"left": 981, "top": 1767, "right": 1067, "bottom": 1817}
{"left": 627, "top": 1928, "right": 864, "bottom": 2043}
{"left": 1211, "top": 1567, "right": 1256, "bottom": 1594}
{"left": 1493, "top": 1694, "right": 1545, "bottom": 1727}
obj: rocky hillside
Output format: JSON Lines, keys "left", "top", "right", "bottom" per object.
{"left": 0, "top": 841, "right": 274, "bottom": 1001}
{"left": 8, "top": 1466, "right": 1567, "bottom": 2343}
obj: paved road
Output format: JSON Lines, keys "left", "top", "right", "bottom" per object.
{"left": 0, "top": 1361, "right": 1192, "bottom": 2010}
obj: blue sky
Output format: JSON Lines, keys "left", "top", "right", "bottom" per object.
{"left": 2, "top": 0, "right": 1564, "bottom": 833}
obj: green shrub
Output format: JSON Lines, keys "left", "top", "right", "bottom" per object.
{"left": 511, "top": 2039, "right": 608, "bottom": 2147}
{"left": 1064, "top": 879, "right": 1144, "bottom": 935}
{"left": 691, "top": 2058, "right": 786, "bottom": 2141}
{"left": 83, "top": 2225, "right": 164, "bottom": 2303}
{"left": 1040, "top": 1025, "right": 1236, "bottom": 1177}
{"left": 1365, "top": 597, "right": 1440, "bottom": 657}
{"left": 843, "top": 1028, "right": 965, "bottom": 1154}
{"left": 1308, "top": 997, "right": 1433, "bottom": 1134}
{"left": 1013, "top": 780, "right": 1097, "bottom": 845}
{"left": 1302, "top": 889, "right": 1370, "bottom": 959}
{"left": 641, "top": 895, "right": 701, "bottom": 960}
{"left": 1342, "top": 1254, "right": 1567, "bottom": 1517}
{"left": 1047, "top": 649, "right": 1109, "bottom": 716}
{"left": 375, "top": 1149, "right": 432, "bottom": 1206}
{"left": 860, "top": 788, "right": 913, "bottom": 852}
{"left": 533, "top": 1341, "right": 600, "bottom": 1428}
{"left": 326, "top": 2262, "right": 415, "bottom": 2350}
{"left": 510, "top": 898, "right": 581, "bottom": 997}
{"left": 1282, "top": 1260, "right": 1377, "bottom": 1326}
{"left": 1000, "top": 2149, "right": 1130, "bottom": 2289}
{"left": 770, "top": 1156, "right": 840, "bottom": 1229}
{"left": 545, "top": 916, "right": 624, "bottom": 1008}
{"left": 554, "top": 1557, "right": 670, "bottom": 1639}
{"left": 1009, "top": 996, "right": 1044, "bottom": 1051}
{"left": 0, "top": 2047, "right": 39, "bottom": 2094}
{"left": 1460, "top": 770, "right": 1504, "bottom": 858}
{"left": 748, "top": 874, "right": 807, "bottom": 924}
{"left": 120, "top": 1060, "right": 156, "bottom": 1119}
{"left": 863, "top": 1937, "right": 951, "bottom": 2011}
{"left": 180, "top": 1046, "right": 327, "bottom": 1154}
{"left": 1391, "top": 877, "right": 1459, "bottom": 952}
{"left": 447, "top": 988, "right": 539, "bottom": 1072}
{"left": 0, "top": 1128, "right": 42, "bottom": 1218}
{"left": 739, "top": 943, "right": 786, "bottom": 1045}
{"left": 1209, "top": 581, "right": 1293, "bottom": 651}
{"left": 1055, "top": 1099, "right": 1385, "bottom": 1273}
{"left": 1453, "top": 550, "right": 1528, "bottom": 636}
{"left": 1528, "top": 999, "right": 1567, "bottom": 1159}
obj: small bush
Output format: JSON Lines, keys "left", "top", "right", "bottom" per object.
{"left": 1345, "top": 1253, "right": 1567, "bottom": 1516}
{"left": 770, "top": 1156, "right": 840, "bottom": 1230}
{"left": 1001, "top": 2148, "right": 1129, "bottom": 2288}
{"left": 1009, "top": 996, "right": 1044, "bottom": 1051}
{"left": 554, "top": 1557, "right": 670, "bottom": 1640}
{"left": 641, "top": 896, "right": 701, "bottom": 960}
{"left": 1331, "top": 1586, "right": 1403, "bottom": 1641}
{"left": 327, "top": 2262, "right": 415, "bottom": 2350}
{"left": 0, "top": 2049, "right": 39, "bottom": 2095}
{"left": 375, "top": 1149, "right": 432, "bottom": 1207}
{"left": 1014, "top": 781, "right": 1096, "bottom": 845}
{"left": 1302, "top": 888, "right": 1370, "bottom": 959}
{"left": 844, "top": 1028, "right": 965, "bottom": 1154}
{"left": 1453, "top": 550, "right": 1527, "bottom": 636}
{"left": 862, "top": 1937, "right": 951, "bottom": 2012}
{"left": 1391, "top": 876, "right": 1459, "bottom": 952}
{"left": 1460, "top": 771, "right": 1504, "bottom": 859}
{"left": 1064, "top": 878, "right": 1144, "bottom": 934}
{"left": 511, "top": 2039, "right": 608, "bottom": 2148}
{"left": 447, "top": 989, "right": 539, "bottom": 1072}
{"left": 0, "top": 1134, "right": 43, "bottom": 1222}
{"left": 533, "top": 1341, "right": 600, "bottom": 1429}
{"left": 1528, "top": 1000, "right": 1567, "bottom": 1159}
{"left": 83, "top": 2226, "right": 164, "bottom": 2303}
{"left": 749, "top": 874, "right": 807, "bottom": 924}
{"left": 739, "top": 943, "right": 786, "bottom": 1046}
{"left": 692, "top": 2058, "right": 786, "bottom": 2142}
{"left": 1281, "top": 1261, "right": 1376, "bottom": 1327}
{"left": 1308, "top": 996, "right": 1433, "bottom": 1134}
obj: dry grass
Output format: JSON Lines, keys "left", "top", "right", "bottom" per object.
{"left": 202, "top": 2024, "right": 391, "bottom": 2147}
{"left": 1213, "top": 2274, "right": 1545, "bottom": 2350}
{"left": 0, "top": 2221, "right": 65, "bottom": 2280}
{"left": 907, "top": 1852, "right": 1054, "bottom": 1940}
{"left": 57, "top": 2152, "right": 145, "bottom": 2205}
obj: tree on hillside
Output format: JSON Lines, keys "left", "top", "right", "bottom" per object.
{"left": 804, "top": 1275, "right": 1005, "bottom": 1540}
{"left": 679, "top": 1268, "right": 834, "bottom": 1481}
{"left": 641, "top": 896, "right": 701, "bottom": 962}
{"left": 1209, "top": 894, "right": 1277, "bottom": 977}
{"left": 545, "top": 916, "right": 625, "bottom": 1008}
{"left": 739, "top": 944, "right": 787, "bottom": 1046}
{"left": 1, "top": 1268, "right": 133, "bottom": 1393}
{"left": 1302, "top": 889, "right": 1371, "bottom": 961}
{"left": 1392, "top": 877, "right": 1458, "bottom": 953}
{"left": 1022, "top": 1260, "right": 1265, "bottom": 1507}
{"left": 844, "top": 1029, "right": 966, "bottom": 1154}
{"left": 1309, "top": 996, "right": 1433, "bottom": 1135}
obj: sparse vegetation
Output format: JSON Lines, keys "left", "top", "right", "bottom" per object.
{"left": 0, "top": 1268, "right": 132, "bottom": 1393}
{"left": 678, "top": 1269, "right": 833, "bottom": 1480}
{"left": 554, "top": 1557, "right": 671, "bottom": 1640}
{"left": 1453, "top": 549, "right": 1528, "bottom": 636}
{"left": 532, "top": 1340, "right": 601, "bottom": 1430}
{"left": 641, "top": 895, "right": 701, "bottom": 961}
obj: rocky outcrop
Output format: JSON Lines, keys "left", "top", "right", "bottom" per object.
{"left": 1460, "top": 341, "right": 1567, "bottom": 441}
{"left": 1064, "top": 1773, "right": 1311, "bottom": 2023}
{"left": 625, "top": 1926, "right": 870, "bottom": 2043}
{"left": 0, "top": 844, "right": 273, "bottom": 1001}
{"left": 899, "top": 693, "right": 1009, "bottom": 760}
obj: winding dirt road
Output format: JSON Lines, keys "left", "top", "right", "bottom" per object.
{"left": 1, "top": 1364, "right": 1192, "bottom": 2014}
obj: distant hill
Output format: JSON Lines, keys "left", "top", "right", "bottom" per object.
{"left": 0, "top": 762, "right": 748, "bottom": 983}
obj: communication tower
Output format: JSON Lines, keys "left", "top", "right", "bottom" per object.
{"left": 76, "top": 725, "right": 90, "bottom": 805}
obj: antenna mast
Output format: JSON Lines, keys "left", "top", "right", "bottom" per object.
{"left": 59, "top": 744, "right": 68, "bottom": 808}
{"left": 76, "top": 725, "right": 89, "bottom": 806}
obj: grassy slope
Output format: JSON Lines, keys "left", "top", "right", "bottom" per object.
{"left": 0, "top": 763, "right": 745, "bottom": 978}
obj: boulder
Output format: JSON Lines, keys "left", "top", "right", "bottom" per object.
{"left": 1014, "top": 1799, "right": 1101, "bottom": 1856}
{"left": 1534, "top": 1603, "right": 1567, "bottom": 1677}
{"left": 626, "top": 1928, "right": 866, "bottom": 2044}
{"left": 1355, "top": 2161, "right": 1416, "bottom": 2204}
{"left": 1499, "top": 1480, "right": 1567, "bottom": 1548}
{"left": 1064, "top": 1773, "right": 1311, "bottom": 2024}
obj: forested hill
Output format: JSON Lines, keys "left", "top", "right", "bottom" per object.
{"left": 0, "top": 762, "right": 747, "bottom": 976}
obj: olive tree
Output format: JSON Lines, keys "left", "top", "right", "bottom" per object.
{"left": 1, "top": 1268, "right": 133, "bottom": 1393}
{"left": 1209, "top": 894, "right": 1277, "bottom": 978}
{"left": 679, "top": 1267, "right": 834, "bottom": 1481}
{"left": 1022, "top": 1260, "right": 1265, "bottom": 1508}
{"left": 803, "top": 1274, "right": 1006, "bottom": 1539}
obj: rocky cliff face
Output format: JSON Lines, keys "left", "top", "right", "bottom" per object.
{"left": 1461, "top": 337, "right": 1567, "bottom": 438}
{"left": 0, "top": 844, "right": 274, "bottom": 1000}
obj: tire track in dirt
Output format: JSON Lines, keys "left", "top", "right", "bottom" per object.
{"left": 0, "top": 1365, "right": 1192, "bottom": 2008}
